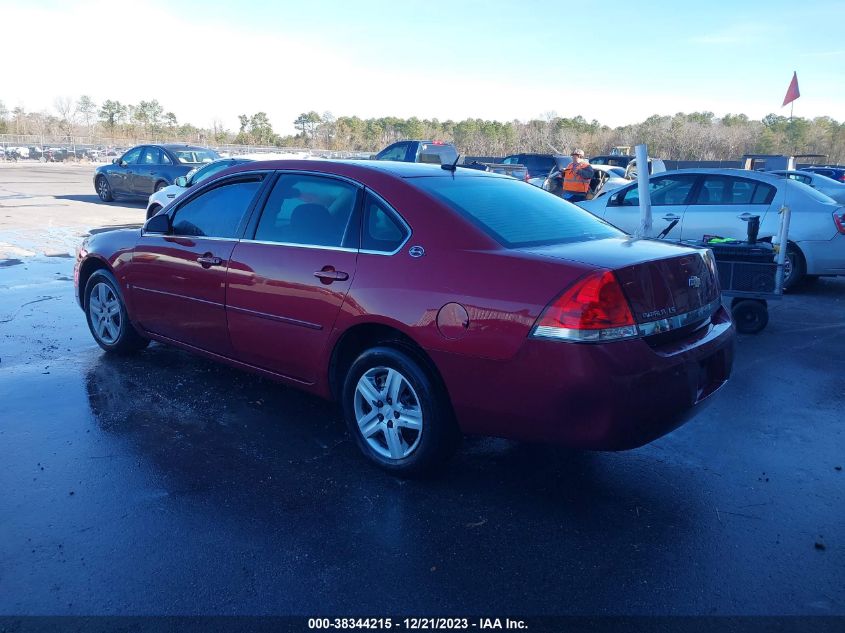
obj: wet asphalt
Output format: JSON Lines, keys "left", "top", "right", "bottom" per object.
{"left": 0, "top": 165, "right": 843, "bottom": 616}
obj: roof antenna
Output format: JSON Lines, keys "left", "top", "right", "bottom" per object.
{"left": 441, "top": 154, "right": 460, "bottom": 172}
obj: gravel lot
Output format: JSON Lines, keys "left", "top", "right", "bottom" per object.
{"left": 0, "top": 163, "right": 843, "bottom": 616}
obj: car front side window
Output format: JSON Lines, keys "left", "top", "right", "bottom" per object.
{"left": 120, "top": 147, "right": 142, "bottom": 165}
{"left": 171, "top": 177, "right": 263, "bottom": 239}
{"left": 616, "top": 176, "right": 696, "bottom": 207}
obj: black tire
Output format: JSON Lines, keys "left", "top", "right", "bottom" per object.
{"left": 342, "top": 346, "right": 459, "bottom": 476}
{"left": 782, "top": 244, "right": 805, "bottom": 291}
{"left": 146, "top": 204, "right": 161, "bottom": 220}
{"left": 154, "top": 181, "right": 168, "bottom": 193}
{"left": 731, "top": 299, "right": 769, "bottom": 334}
{"left": 95, "top": 175, "right": 114, "bottom": 202}
{"left": 84, "top": 269, "right": 149, "bottom": 354}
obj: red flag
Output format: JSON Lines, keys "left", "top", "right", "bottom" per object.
{"left": 782, "top": 72, "right": 800, "bottom": 107}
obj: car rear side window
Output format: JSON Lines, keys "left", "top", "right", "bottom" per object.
{"left": 171, "top": 178, "right": 262, "bottom": 239}
{"left": 693, "top": 176, "right": 775, "bottom": 205}
{"left": 416, "top": 176, "right": 621, "bottom": 248}
{"left": 141, "top": 147, "right": 162, "bottom": 164}
{"left": 361, "top": 194, "right": 409, "bottom": 253}
{"left": 254, "top": 174, "right": 359, "bottom": 248}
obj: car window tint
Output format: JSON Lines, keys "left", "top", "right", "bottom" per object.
{"left": 121, "top": 147, "right": 142, "bottom": 164}
{"left": 362, "top": 194, "right": 408, "bottom": 253}
{"left": 416, "top": 176, "right": 621, "bottom": 248}
{"left": 171, "top": 178, "right": 262, "bottom": 238}
{"left": 161, "top": 152, "right": 172, "bottom": 165}
{"left": 141, "top": 147, "right": 162, "bottom": 164}
{"left": 619, "top": 176, "right": 695, "bottom": 206}
{"left": 254, "top": 175, "right": 358, "bottom": 247}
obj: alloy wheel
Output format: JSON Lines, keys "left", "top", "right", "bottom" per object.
{"left": 89, "top": 282, "right": 122, "bottom": 344}
{"left": 353, "top": 366, "right": 423, "bottom": 460}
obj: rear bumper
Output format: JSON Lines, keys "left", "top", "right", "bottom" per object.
{"left": 433, "top": 306, "right": 735, "bottom": 450}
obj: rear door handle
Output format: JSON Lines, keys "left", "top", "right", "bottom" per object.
{"left": 737, "top": 212, "right": 754, "bottom": 221}
{"left": 314, "top": 267, "right": 349, "bottom": 284}
{"left": 196, "top": 255, "right": 223, "bottom": 268}
{"left": 662, "top": 214, "right": 681, "bottom": 221}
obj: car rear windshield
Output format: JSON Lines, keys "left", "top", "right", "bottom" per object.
{"left": 173, "top": 149, "right": 219, "bottom": 164}
{"left": 416, "top": 176, "right": 622, "bottom": 248}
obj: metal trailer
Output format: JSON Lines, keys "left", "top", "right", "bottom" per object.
{"left": 701, "top": 206, "right": 793, "bottom": 334}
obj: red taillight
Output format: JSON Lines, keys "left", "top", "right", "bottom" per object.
{"left": 524, "top": 172, "right": 530, "bottom": 182}
{"left": 839, "top": 175, "right": 845, "bottom": 182}
{"left": 532, "top": 270, "right": 638, "bottom": 342}
{"left": 834, "top": 209, "right": 845, "bottom": 234}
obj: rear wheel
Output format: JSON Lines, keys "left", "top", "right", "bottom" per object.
{"left": 85, "top": 270, "right": 149, "bottom": 354}
{"left": 782, "top": 244, "right": 805, "bottom": 290}
{"left": 96, "top": 176, "right": 113, "bottom": 202}
{"left": 342, "top": 346, "right": 459, "bottom": 475}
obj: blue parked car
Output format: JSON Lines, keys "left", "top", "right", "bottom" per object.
{"left": 93, "top": 144, "right": 220, "bottom": 202}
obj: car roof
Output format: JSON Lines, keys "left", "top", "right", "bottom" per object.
{"left": 654, "top": 168, "right": 784, "bottom": 184}
{"left": 159, "top": 144, "right": 214, "bottom": 151}
{"left": 226, "top": 159, "right": 506, "bottom": 180}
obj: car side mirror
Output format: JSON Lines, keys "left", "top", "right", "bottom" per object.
{"left": 174, "top": 176, "right": 187, "bottom": 187}
{"left": 144, "top": 213, "right": 171, "bottom": 234}
{"left": 111, "top": 158, "right": 118, "bottom": 164}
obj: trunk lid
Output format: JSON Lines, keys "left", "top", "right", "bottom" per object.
{"left": 524, "top": 237, "right": 720, "bottom": 325}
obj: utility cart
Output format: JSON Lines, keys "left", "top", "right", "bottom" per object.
{"left": 688, "top": 206, "right": 793, "bottom": 334}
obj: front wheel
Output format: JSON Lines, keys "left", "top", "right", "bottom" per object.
{"left": 146, "top": 204, "right": 162, "bottom": 220}
{"left": 154, "top": 181, "right": 168, "bottom": 193}
{"left": 342, "top": 346, "right": 459, "bottom": 475}
{"left": 85, "top": 270, "right": 149, "bottom": 354}
{"left": 96, "top": 176, "right": 114, "bottom": 202}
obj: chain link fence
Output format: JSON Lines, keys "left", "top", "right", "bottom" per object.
{"left": 0, "top": 134, "right": 373, "bottom": 162}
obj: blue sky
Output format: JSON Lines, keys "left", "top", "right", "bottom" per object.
{"left": 3, "top": 0, "right": 844, "bottom": 133}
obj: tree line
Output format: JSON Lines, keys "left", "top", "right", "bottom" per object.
{"left": 1, "top": 97, "right": 843, "bottom": 163}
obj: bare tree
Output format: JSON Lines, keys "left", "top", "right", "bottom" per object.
{"left": 54, "top": 97, "right": 77, "bottom": 139}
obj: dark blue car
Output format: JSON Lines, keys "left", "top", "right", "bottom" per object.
{"left": 93, "top": 144, "right": 220, "bottom": 202}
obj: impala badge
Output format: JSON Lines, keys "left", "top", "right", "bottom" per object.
{"left": 688, "top": 275, "right": 701, "bottom": 288}
{"left": 409, "top": 245, "right": 425, "bottom": 258}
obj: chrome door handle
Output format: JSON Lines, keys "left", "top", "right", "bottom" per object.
{"left": 662, "top": 214, "right": 681, "bottom": 220}
{"left": 737, "top": 213, "right": 756, "bottom": 221}
{"left": 314, "top": 268, "right": 349, "bottom": 284}
{"left": 196, "top": 255, "right": 223, "bottom": 268}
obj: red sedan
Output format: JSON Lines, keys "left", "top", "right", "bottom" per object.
{"left": 75, "top": 160, "right": 734, "bottom": 474}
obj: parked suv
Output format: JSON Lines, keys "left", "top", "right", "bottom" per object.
{"left": 374, "top": 140, "right": 458, "bottom": 165}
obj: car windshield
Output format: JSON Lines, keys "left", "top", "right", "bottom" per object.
{"left": 173, "top": 149, "right": 219, "bottom": 164}
{"left": 416, "top": 176, "right": 622, "bottom": 248}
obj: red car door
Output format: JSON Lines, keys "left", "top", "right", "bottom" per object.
{"left": 127, "top": 173, "right": 266, "bottom": 355}
{"left": 225, "top": 173, "right": 362, "bottom": 384}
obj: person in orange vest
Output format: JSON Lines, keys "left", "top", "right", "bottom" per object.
{"left": 561, "top": 148, "right": 594, "bottom": 202}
